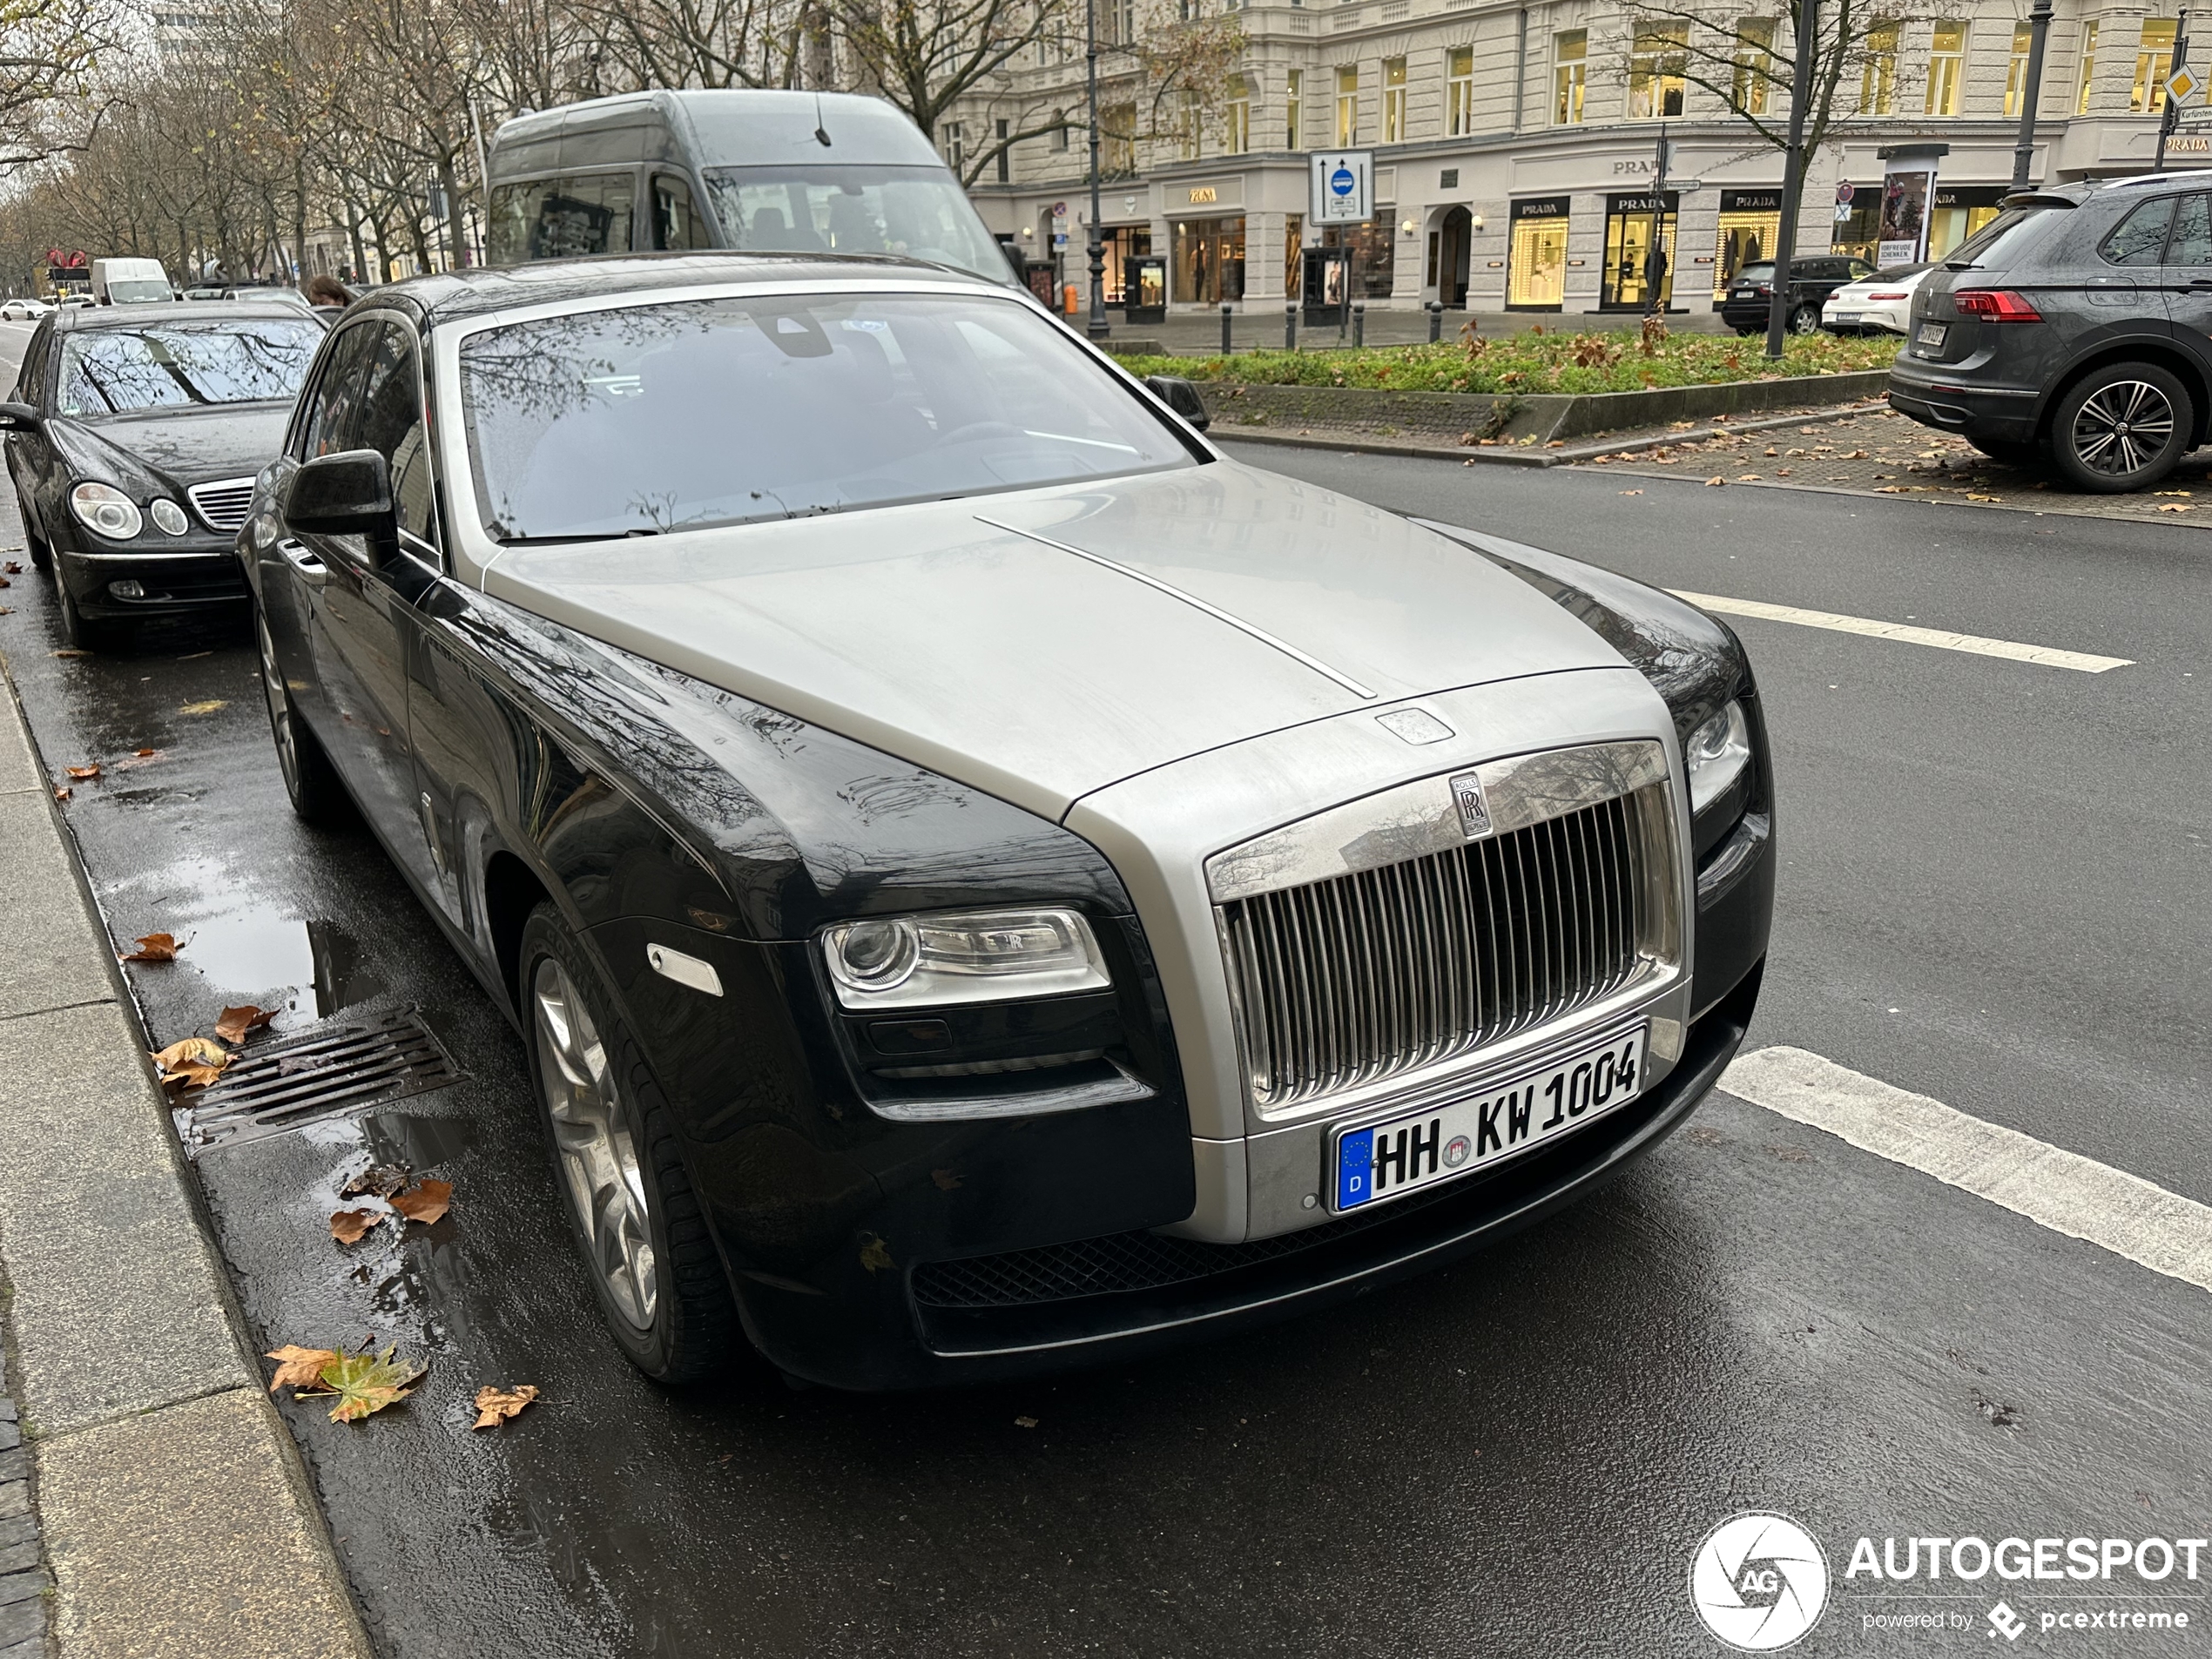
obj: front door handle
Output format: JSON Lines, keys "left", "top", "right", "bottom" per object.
{"left": 278, "top": 538, "right": 327, "bottom": 581}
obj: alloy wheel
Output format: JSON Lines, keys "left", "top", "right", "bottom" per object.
{"left": 532, "top": 956, "right": 658, "bottom": 1330}
{"left": 2070, "top": 381, "right": 2175, "bottom": 477}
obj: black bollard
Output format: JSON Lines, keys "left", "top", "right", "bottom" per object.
{"left": 1427, "top": 300, "right": 1443, "bottom": 344}
{"left": 1285, "top": 302, "right": 1298, "bottom": 350}
{"left": 1352, "top": 302, "right": 1366, "bottom": 348}
{"left": 1221, "top": 302, "right": 1232, "bottom": 354}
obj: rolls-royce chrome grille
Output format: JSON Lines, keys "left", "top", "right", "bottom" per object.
{"left": 1209, "top": 742, "right": 1678, "bottom": 1112}
{"left": 185, "top": 478, "right": 257, "bottom": 533}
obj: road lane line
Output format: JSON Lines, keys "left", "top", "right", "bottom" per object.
{"left": 1722, "top": 1046, "right": 2212, "bottom": 1294}
{"left": 1670, "top": 590, "right": 2134, "bottom": 674}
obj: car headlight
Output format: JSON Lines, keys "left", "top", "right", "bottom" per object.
{"left": 821, "top": 907, "right": 1110, "bottom": 1009}
{"left": 1685, "top": 700, "right": 1752, "bottom": 815}
{"left": 69, "top": 482, "right": 142, "bottom": 540}
{"left": 149, "top": 498, "right": 188, "bottom": 536}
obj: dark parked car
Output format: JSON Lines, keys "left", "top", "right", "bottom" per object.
{"left": 0, "top": 300, "right": 327, "bottom": 647}
{"left": 243, "top": 253, "right": 1773, "bottom": 1392}
{"left": 1720, "top": 255, "right": 1876, "bottom": 335}
{"left": 1888, "top": 172, "right": 2212, "bottom": 491}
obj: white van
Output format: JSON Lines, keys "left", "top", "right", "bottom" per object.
{"left": 91, "top": 258, "right": 173, "bottom": 305}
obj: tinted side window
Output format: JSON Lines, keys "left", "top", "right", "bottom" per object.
{"left": 299, "top": 324, "right": 376, "bottom": 458}
{"left": 16, "top": 318, "right": 51, "bottom": 404}
{"left": 488, "top": 172, "right": 637, "bottom": 264}
{"left": 2100, "top": 196, "right": 2176, "bottom": 266}
{"left": 653, "top": 175, "right": 708, "bottom": 251}
{"left": 354, "top": 323, "right": 435, "bottom": 544}
{"left": 2167, "top": 193, "right": 2212, "bottom": 265}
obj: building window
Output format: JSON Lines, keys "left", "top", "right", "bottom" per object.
{"left": 2006, "top": 23, "right": 2033, "bottom": 117}
{"left": 1104, "top": 103, "right": 1136, "bottom": 174}
{"left": 1114, "top": 0, "right": 1134, "bottom": 43}
{"left": 1553, "top": 31, "right": 1586, "bottom": 124}
{"left": 944, "top": 122, "right": 964, "bottom": 174}
{"left": 2134, "top": 18, "right": 2178, "bottom": 111}
{"left": 1173, "top": 214, "right": 1245, "bottom": 304}
{"left": 995, "top": 118, "right": 1010, "bottom": 182}
{"left": 1602, "top": 192, "right": 1678, "bottom": 310}
{"left": 1225, "top": 75, "right": 1251, "bottom": 153}
{"left": 1383, "top": 57, "right": 1407, "bottom": 142}
{"left": 1925, "top": 21, "right": 1966, "bottom": 115}
{"left": 1629, "top": 24, "right": 1688, "bottom": 119}
{"left": 1731, "top": 19, "right": 1773, "bottom": 114}
{"left": 1052, "top": 111, "right": 1069, "bottom": 152}
{"left": 1287, "top": 68, "right": 1303, "bottom": 147}
{"left": 2078, "top": 20, "right": 2099, "bottom": 114}
{"left": 1179, "top": 90, "right": 1202, "bottom": 159}
{"left": 1858, "top": 24, "right": 1898, "bottom": 115}
{"left": 1336, "top": 64, "right": 1359, "bottom": 145}
{"left": 1448, "top": 46, "right": 1477, "bottom": 133}
{"left": 1507, "top": 199, "right": 1570, "bottom": 308}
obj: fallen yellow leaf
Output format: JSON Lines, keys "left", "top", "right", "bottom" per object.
{"left": 266, "top": 1345, "right": 338, "bottom": 1392}
{"left": 1618, "top": 489, "right": 1644, "bottom": 496}
{"left": 2156, "top": 502, "right": 2192, "bottom": 513}
{"left": 293, "top": 1343, "right": 424, "bottom": 1424}
{"left": 1967, "top": 494, "right": 2001, "bottom": 502}
{"left": 390, "top": 1177, "right": 452, "bottom": 1226}
{"left": 151, "top": 1036, "right": 230, "bottom": 1089}
{"left": 178, "top": 699, "right": 228, "bottom": 716}
{"left": 1704, "top": 476, "right": 1726, "bottom": 487}
{"left": 329, "top": 1209, "right": 384, "bottom": 1245}
{"left": 472, "top": 1384, "right": 539, "bottom": 1430}
{"left": 214, "top": 1003, "right": 276, "bottom": 1043}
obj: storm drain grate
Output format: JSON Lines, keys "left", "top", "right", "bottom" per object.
{"left": 173, "top": 1008, "right": 464, "bottom": 1153}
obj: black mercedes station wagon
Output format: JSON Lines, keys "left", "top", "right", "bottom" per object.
{"left": 240, "top": 253, "right": 1775, "bottom": 1392}
{"left": 1889, "top": 172, "right": 2212, "bottom": 492}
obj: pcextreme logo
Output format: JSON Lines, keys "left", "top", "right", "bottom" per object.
{"left": 1690, "top": 1512, "right": 1831, "bottom": 1651}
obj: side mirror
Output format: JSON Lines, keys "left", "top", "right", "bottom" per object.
{"left": 287, "top": 448, "right": 395, "bottom": 553}
{"left": 1145, "top": 374, "right": 1211, "bottom": 433}
{"left": 0, "top": 401, "right": 39, "bottom": 432}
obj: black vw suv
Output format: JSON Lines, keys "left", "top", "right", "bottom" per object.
{"left": 1889, "top": 171, "right": 2212, "bottom": 492}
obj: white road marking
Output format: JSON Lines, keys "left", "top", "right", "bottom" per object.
{"left": 1722, "top": 1046, "right": 2212, "bottom": 1294}
{"left": 1670, "top": 590, "right": 2134, "bottom": 674}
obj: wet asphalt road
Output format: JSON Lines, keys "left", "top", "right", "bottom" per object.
{"left": 1, "top": 317, "right": 2208, "bottom": 1656}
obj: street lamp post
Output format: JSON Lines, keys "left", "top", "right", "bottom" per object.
{"left": 1764, "top": 0, "right": 1821, "bottom": 359}
{"left": 2010, "top": 0, "right": 2055, "bottom": 192}
{"left": 1085, "top": 0, "right": 1109, "bottom": 339}
{"left": 2157, "top": 9, "right": 2192, "bottom": 171}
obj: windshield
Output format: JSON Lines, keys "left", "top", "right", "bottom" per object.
{"left": 700, "top": 165, "right": 1008, "bottom": 283}
{"left": 1944, "top": 206, "right": 2057, "bottom": 269}
{"left": 460, "top": 292, "right": 1192, "bottom": 542}
{"left": 1735, "top": 264, "right": 1773, "bottom": 284}
{"left": 105, "top": 280, "right": 172, "bottom": 304}
{"left": 57, "top": 317, "right": 324, "bottom": 415}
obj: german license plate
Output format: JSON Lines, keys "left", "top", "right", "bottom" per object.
{"left": 1913, "top": 320, "right": 1948, "bottom": 351}
{"left": 1831, "top": 312, "right": 1861, "bottom": 325}
{"left": 1331, "top": 1025, "right": 1647, "bottom": 1212}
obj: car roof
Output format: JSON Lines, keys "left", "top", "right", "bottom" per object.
{"left": 370, "top": 249, "right": 1008, "bottom": 329}
{"left": 51, "top": 299, "right": 320, "bottom": 333}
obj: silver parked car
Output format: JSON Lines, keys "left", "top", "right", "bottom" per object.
{"left": 240, "top": 252, "right": 1776, "bottom": 1390}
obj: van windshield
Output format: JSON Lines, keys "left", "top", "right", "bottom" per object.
{"left": 459, "top": 292, "right": 1192, "bottom": 541}
{"left": 104, "top": 280, "right": 172, "bottom": 304}
{"left": 701, "top": 165, "right": 1008, "bottom": 283}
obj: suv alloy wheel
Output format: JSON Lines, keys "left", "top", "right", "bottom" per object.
{"left": 2050, "top": 361, "right": 2193, "bottom": 493}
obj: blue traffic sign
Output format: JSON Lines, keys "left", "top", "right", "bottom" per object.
{"left": 1331, "top": 166, "right": 1355, "bottom": 197}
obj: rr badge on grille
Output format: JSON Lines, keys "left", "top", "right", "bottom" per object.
{"left": 1449, "top": 772, "right": 1492, "bottom": 839}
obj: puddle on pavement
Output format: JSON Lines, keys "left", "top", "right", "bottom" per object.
{"left": 176, "top": 914, "right": 385, "bottom": 1019}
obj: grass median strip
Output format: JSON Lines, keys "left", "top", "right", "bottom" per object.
{"left": 1723, "top": 1047, "right": 2212, "bottom": 1296}
{"left": 1670, "top": 590, "right": 2134, "bottom": 674}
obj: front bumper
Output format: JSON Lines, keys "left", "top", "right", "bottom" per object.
{"left": 57, "top": 543, "right": 248, "bottom": 618}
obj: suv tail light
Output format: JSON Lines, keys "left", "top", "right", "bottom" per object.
{"left": 1952, "top": 289, "right": 2043, "bottom": 322}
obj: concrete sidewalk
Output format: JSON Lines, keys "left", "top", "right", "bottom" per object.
{"left": 0, "top": 658, "right": 369, "bottom": 1658}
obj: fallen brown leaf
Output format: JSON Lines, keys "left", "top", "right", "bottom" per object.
{"left": 266, "top": 1344, "right": 339, "bottom": 1392}
{"left": 51, "top": 786, "right": 68, "bottom": 801}
{"left": 1618, "top": 489, "right": 1644, "bottom": 496}
{"left": 2, "top": 561, "right": 18, "bottom": 574}
{"left": 213, "top": 1003, "right": 276, "bottom": 1043}
{"left": 339, "top": 1163, "right": 412, "bottom": 1199}
{"left": 858, "top": 1234, "right": 894, "bottom": 1273}
{"left": 2157, "top": 502, "right": 2192, "bottom": 514}
{"left": 64, "top": 764, "right": 99, "bottom": 781}
{"left": 50, "top": 649, "right": 86, "bottom": 658}
{"left": 390, "top": 1177, "right": 453, "bottom": 1226}
{"left": 151, "top": 1035, "right": 230, "bottom": 1089}
{"left": 1966, "top": 493, "right": 2001, "bottom": 502}
{"left": 472, "top": 1384, "right": 539, "bottom": 1430}
{"left": 931, "top": 1168, "right": 962, "bottom": 1191}
{"left": 177, "top": 699, "right": 227, "bottom": 716}
{"left": 329, "top": 1209, "right": 385, "bottom": 1245}
{"left": 120, "top": 933, "right": 179, "bottom": 963}
{"left": 132, "top": 745, "right": 156, "bottom": 757}
{"left": 1014, "top": 1416, "right": 1038, "bottom": 1428}
{"left": 1703, "top": 476, "right": 1725, "bottom": 487}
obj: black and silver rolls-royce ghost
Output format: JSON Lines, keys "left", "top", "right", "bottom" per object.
{"left": 240, "top": 253, "right": 1775, "bottom": 1391}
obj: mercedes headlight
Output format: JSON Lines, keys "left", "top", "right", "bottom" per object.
{"left": 821, "top": 907, "right": 1109, "bottom": 1008}
{"left": 148, "top": 497, "right": 188, "bottom": 536}
{"left": 69, "top": 481, "right": 142, "bottom": 540}
{"left": 1685, "top": 700, "right": 1752, "bottom": 815}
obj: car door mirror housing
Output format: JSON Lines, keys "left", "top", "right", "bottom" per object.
{"left": 1144, "top": 374, "right": 1211, "bottom": 432}
{"left": 287, "top": 448, "right": 395, "bottom": 543}
{"left": 0, "top": 401, "right": 40, "bottom": 432}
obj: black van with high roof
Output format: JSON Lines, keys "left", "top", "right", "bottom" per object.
{"left": 485, "top": 89, "right": 1016, "bottom": 286}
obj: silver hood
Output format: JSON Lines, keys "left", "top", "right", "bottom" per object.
{"left": 481, "top": 460, "right": 1626, "bottom": 820}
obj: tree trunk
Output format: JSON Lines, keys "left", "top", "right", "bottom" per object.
{"left": 437, "top": 152, "right": 469, "bottom": 269}
{"left": 347, "top": 204, "right": 368, "bottom": 286}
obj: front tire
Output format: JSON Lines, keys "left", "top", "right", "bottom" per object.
{"left": 521, "top": 903, "right": 738, "bottom": 1384}
{"left": 2050, "top": 362, "right": 2191, "bottom": 493}
{"left": 255, "top": 606, "right": 349, "bottom": 824}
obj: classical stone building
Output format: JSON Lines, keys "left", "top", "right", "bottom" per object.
{"left": 960, "top": 0, "right": 2196, "bottom": 314}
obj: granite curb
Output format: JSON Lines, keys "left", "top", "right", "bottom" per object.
{"left": 0, "top": 653, "right": 372, "bottom": 1659}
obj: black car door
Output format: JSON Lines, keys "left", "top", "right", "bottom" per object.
{"left": 2155, "top": 192, "right": 2212, "bottom": 366}
{"left": 263, "top": 320, "right": 375, "bottom": 726}
{"left": 6, "top": 320, "right": 57, "bottom": 549}
{"left": 301, "top": 319, "right": 442, "bottom": 896}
